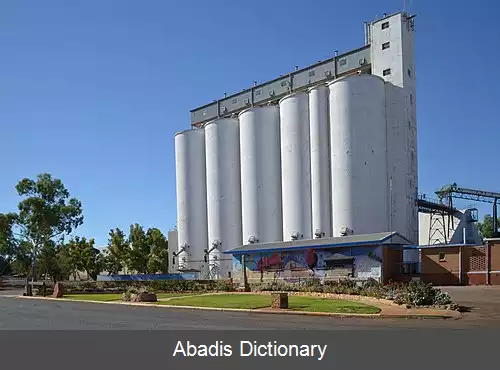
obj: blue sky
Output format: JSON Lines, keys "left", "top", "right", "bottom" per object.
{"left": 1, "top": 0, "right": 499, "bottom": 246}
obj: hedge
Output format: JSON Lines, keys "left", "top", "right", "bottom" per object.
{"left": 33, "top": 279, "right": 236, "bottom": 296}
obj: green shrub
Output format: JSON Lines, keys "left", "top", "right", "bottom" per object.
{"left": 434, "top": 291, "right": 452, "bottom": 305}
{"left": 32, "top": 282, "right": 54, "bottom": 296}
{"left": 45, "top": 279, "right": 236, "bottom": 295}
{"left": 251, "top": 281, "right": 299, "bottom": 292}
{"left": 215, "top": 280, "right": 236, "bottom": 291}
{"left": 121, "top": 286, "right": 151, "bottom": 301}
{"left": 322, "top": 280, "right": 360, "bottom": 295}
{"left": 301, "top": 278, "right": 321, "bottom": 288}
{"left": 251, "top": 279, "right": 452, "bottom": 307}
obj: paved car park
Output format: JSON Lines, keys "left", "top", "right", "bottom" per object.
{"left": 440, "top": 285, "right": 500, "bottom": 322}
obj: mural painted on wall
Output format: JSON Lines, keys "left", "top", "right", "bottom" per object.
{"left": 232, "top": 246, "right": 383, "bottom": 282}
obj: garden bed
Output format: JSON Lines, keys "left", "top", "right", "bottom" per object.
{"left": 32, "top": 278, "right": 457, "bottom": 310}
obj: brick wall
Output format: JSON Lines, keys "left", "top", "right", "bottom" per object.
{"left": 464, "top": 273, "right": 486, "bottom": 285}
{"left": 414, "top": 243, "right": 500, "bottom": 286}
{"left": 463, "top": 246, "right": 487, "bottom": 285}
{"left": 420, "top": 247, "right": 461, "bottom": 285}
{"left": 488, "top": 241, "right": 500, "bottom": 284}
{"left": 490, "top": 243, "right": 500, "bottom": 271}
{"left": 463, "top": 246, "right": 486, "bottom": 272}
{"left": 382, "top": 247, "right": 403, "bottom": 283}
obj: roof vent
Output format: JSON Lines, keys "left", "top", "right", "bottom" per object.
{"left": 248, "top": 235, "right": 259, "bottom": 244}
{"left": 340, "top": 227, "right": 353, "bottom": 237}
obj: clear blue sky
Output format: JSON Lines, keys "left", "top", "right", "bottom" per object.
{"left": 1, "top": 0, "right": 499, "bottom": 246}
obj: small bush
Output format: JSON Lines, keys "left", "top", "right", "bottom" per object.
{"left": 215, "top": 280, "right": 236, "bottom": 292}
{"left": 122, "top": 286, "right": 150, "bottom": 301}
{"left": 252, "top": 281, "right": 298, "bottom": 292}
{"left": 322, "top": 280, "right": 360, "bottom": 295}
{"left": 34, "top": 287, "right": 54, "bottom": 296}
{"left": 434, "top": 291, "right": 452, "bottom": 306}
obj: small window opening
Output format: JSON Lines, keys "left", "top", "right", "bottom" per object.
{"left": 382, "top": 42, "right": 390, "bottom": 50}
{"left": 438, "top": 253, "right": 446, "bottom": 262}
{"left": 382, "top": 22, "right": 389, "bottom": 30}
{"left": 383, "top": 68, "right": 391, "bottom": 76}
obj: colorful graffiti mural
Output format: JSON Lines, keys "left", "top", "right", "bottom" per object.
{"left": 232, "top": 246, "right": 383, "bottom": 282}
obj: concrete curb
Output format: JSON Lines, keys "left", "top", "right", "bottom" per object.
{"left": 157, "top": 304, "right": 382, "bottom": 318}
{"left": 14, "top": 295, "right": 459, "bottom": 320}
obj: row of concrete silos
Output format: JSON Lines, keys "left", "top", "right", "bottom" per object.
{"left": 175, "top": 74, "right": 409, "bottom": 278}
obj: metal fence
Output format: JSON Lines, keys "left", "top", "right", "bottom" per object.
{"left": 0, "top": 276, "right": 30, "bottom": 288}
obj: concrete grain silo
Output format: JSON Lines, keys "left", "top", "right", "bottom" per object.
{"left": 279, "top": 92, "right": 312, "bottom": 241}
{"left": 204, "top": 118, "right": 242, "bottom": 279}
{"left": 309, "top": 84, "right": 332, "bottom": 238}
{"left": 174, "top": 129, "right": 208, "bottom": 274}
{"left": 239, "top": 107, "right": 283, "bottom": 244}
{"left": 328, "top": 75, "right": 389, "bottom": 236}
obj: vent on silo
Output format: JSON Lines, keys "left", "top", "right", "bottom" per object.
{"left": 314, "top": 229, "right": 324, "bottom": 239}
{"left": 248, "top": 235, "right": 259, "bottom": 244}
{"left": 340, "top": 227, "right": 353, "bottom": 236}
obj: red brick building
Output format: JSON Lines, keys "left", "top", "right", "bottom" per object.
{"left": 398, "top": 238, "right": 500, "bottom": 285}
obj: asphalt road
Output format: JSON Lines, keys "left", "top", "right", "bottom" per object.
{"left": 0, "top": 295, "right": 496, "bottom": 330}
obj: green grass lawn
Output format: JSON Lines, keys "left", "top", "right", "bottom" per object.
{"left": 156, "top": 292, "right": 198, "bottom": 299}
{"left": 160, "top": 294, "right": 272, "bottom": 309}
{"left": 62, "top": 292, "right": 380, "bottom": 314}
{"left": 64, "top": 294, "right": 122, "bottom": 302}
{"left": 288, "top": 296, "right": 380, "bottom": 314}
{"left": 160, "top": 293, "right": 380, "bottom": 314}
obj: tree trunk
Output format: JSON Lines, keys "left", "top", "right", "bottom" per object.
{"left": 32, "top": 257, "right": 38, "bottom": 282}
{"left": 31, "top": 242, "right": 39, "bottom": 282}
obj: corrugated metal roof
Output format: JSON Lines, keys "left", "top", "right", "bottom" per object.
{"left": 224, "top": 231, "right": 411, "bottom": 254}
{"left": 404, "top": 243, "right": 481, "bottom": 249}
